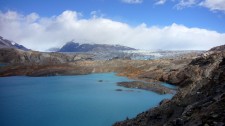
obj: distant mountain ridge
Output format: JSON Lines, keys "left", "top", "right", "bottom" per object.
{"left": 58, "top": 41, "right": 135, "bottom": 52}
{"left": 0, "top": 36, "right": 29, "bottom": 51}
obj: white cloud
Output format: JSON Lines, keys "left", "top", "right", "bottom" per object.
{"left": 90, "top": 10, "right": 105, "bottom": 18}
{"left": 200, "top": 0, "right": 225, "bottom": 12}
{"left": 175, "top": 0, "right": 198, "bottom": 9}
{"left": 121, "top": 0, "right": 143, "bottom": 4}
{"left": 155, "top": 0, "right": 167, "bottom": 5}
{"left": 173, "top": 0, "right": 225, "bottom": 13}
{"left": 0, "top": 10, "right": 225, "bottom": 51}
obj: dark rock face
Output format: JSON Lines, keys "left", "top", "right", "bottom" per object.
{"left": 58, "top": 41, "right": 135, "bottom": 52}
{"left": 0, "top": 36, "right": 29, "bottom": 51}
{"left": 59, "top": 42, "right": 80, "bottom": 52}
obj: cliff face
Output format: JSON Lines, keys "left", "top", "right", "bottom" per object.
{"left": 114, "top": 47, "right": 225, "bottom": 126}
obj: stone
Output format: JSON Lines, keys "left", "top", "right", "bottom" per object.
{"left": 204, "top": 124, "right": 209, "bottom": 126}
{"left": 98, "top": 80, "right": 103, "bottom": 82}
{"left": 115, "top": 89, "right": 123, "bottom": 91}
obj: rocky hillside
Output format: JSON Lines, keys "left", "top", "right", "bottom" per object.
{"left": 0, "top": 48, "right": 94, "bottom": 65}
{"left": 58, "top": 41, "right": 135, "bottom": 52}
{"left": 0, "top": 46, "right": 194, "bottom": 78}
{"left": 114, "top": 45, "right": 225, "bottom": 126}
{"left": 209, "top": 44, "right": 225, "bottom": 51}
{"left": 0, "top": 36, "right": 29, "bottom": 51}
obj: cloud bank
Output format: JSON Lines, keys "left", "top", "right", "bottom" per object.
{"left": 154, "top": 0, "right": 225, "bottom": 13}
{"left": 173, "top": 0, "right": 225, "bottom": 12}
{"left": 155, "top": 0, "right": 167, "bottom": 5}
{"left": 200, "top": 0, "right": 225, "bottom": 12}
{"left": 121, "top": 0, "right": 143, "bottom": 4}
{"left": 0, "top": 10, "right": 224, "bottom": 51}
{"left": 175, "top": 0, "right": 198, "bottom": 9}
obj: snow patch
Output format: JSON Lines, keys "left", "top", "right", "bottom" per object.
{"left": 11, "top": 42, "right": 16, "bottom": 45}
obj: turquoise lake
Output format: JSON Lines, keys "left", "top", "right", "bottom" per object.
{"left": 0, "top": 73, "right": 173, "bottom": 126}
{"left": 0, "top": 63, "right": 7, "bottom": 67}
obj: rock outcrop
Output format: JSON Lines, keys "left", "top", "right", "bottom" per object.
{"left": 117, "top": 81, "right": 175, "bottom": 94}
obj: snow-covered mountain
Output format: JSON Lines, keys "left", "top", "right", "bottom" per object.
{"left": 58, "top": 41, "right": 135, "bottom": 52}
{"left": 0, "top": 36, "right": 29, "bottom": 51}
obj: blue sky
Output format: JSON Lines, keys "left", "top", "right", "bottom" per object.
{"left": 0, "top": 0, "right": 224, "bottom": 32}
{"left": 0, "top": 0, "right": 225, "bottom": 51}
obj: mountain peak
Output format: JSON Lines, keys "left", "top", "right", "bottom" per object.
{"left": 58, "top": 42, "right": 135, "bottom": 52}
{"left": 0, "top": 36, "right": 29, "bottom": 51}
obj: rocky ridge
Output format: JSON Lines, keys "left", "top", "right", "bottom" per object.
{"left": 0, "top": 48, "right": 94, "bottom": 65}
{"left": 0, "top": 36, "right": 29, "bottom": 51}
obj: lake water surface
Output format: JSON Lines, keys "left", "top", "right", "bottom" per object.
{"left": 0, "top": 73, "right": 173, "bottom": 126}
{"left": 0, "top": 63, "right": 7, "bottom": 67}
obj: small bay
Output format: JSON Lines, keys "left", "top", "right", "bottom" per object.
{"left": 0, "top": 73, "right": 173, "bottom": 126}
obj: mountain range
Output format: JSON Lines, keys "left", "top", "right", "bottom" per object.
{"left": 58, "top": 41, "right": 135, "bottom": 52}
{"left": 0, "top": 36, "right": 29, "bottom": 51}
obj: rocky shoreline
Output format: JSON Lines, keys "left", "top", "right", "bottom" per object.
{"left": 114, "top": 47, "right": 225, "bottom": 126}
{"left": 117, "top": 81, "right": 176, "bottom": 94}
{"left": 0, "top": 45, "right": 225, "bottom": 126}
